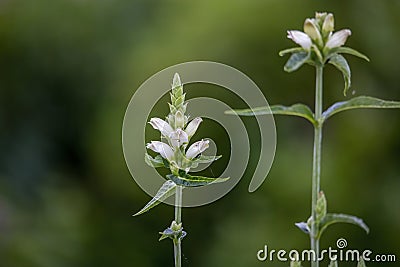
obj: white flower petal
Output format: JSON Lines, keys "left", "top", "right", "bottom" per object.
{"left": 185, "top": 139, "right": 209, "bottom": 159}
{"left": 146, "top": 141, "right": 174, "bottom": 161}
{"left": 185, "top": 117, "right": 202, "bottom": 137}
{"left": 325, "top": 29, "right": 351, "bottom": 49}
{"left": 287, "top": 30, "right": 312, "bottom": 50}
{"left": 149, "top": 118, "right": 174, "bottom": 137}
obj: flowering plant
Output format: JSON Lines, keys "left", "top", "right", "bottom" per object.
{"left": 228, "top": 12, "right": 400, "bottom": 267}
{"left": 134, "top": 73, "right": 228, "bottom": 267}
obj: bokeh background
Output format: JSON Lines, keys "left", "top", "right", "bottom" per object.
{"left": 0, "top": 0, "right": 399, "bottom": 266}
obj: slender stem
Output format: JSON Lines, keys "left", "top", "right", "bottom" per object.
{"left": 175, "top": 185, "right": 182, "bottom": 224}
{"left": 311, "top": 66, "right": 323, "bottom": 267}
{"left": 174, "top": 186, "right": 183, "bottom": 267}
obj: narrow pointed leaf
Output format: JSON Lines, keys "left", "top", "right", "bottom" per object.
{"left": 284, "top": 51, "right": 310, "bottom": 72}
{"left": 145, "top": 153, "right": 165, "bottom": 168}
{"left": 328, "top": 260, "right": 338, "bottom": 267}
{"left": 167, "top": 173, "right": 229, "bottom": 187}
{"left": 225, "top": 103, "right": 316, "bottom": 125}
{"left": 331, "top": 47, "right": 370, "bottom": 62}
{"left": 193, "top": 155, "right": 222, "bottom": 164}
{"left": 133, "top": 180, "right": 177, "bottom": 216}
{"left": 318, "top": 213, "right": 369, "bottom": 238}
{"left": 159, "top": 228, "right": 174, "bottom": 241}
{"left": 279, "top": 47, "right": 304, "bottom": 57}
{"left": 329, "top": 54, "right": 351, "bottom": 96}
{"left": 322, "top": 96, "right": 400, "bottom": 121}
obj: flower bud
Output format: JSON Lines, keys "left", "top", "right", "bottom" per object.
{"left": 287, "top": 30, "right": 312, "bottom": 50}
{"left": 322, "top": 13, "right": 334, "bottom": 34}
{"left": 304, "top": 19, "right": 322, "bottom": 44}
{"left": 172, "top": 73, "right": 181, "bottom": 89}
{"left": 325, "top": 29, "right": 351, "bottom": 49}
{"left": 316, "top": 191, "right": 327, "bottom": 222}
{"left": 146, "top": 141, "right": 174, "bottom": 161}
{"left": 185, "top": 117, "right": 202, "bottom": 137}
{"left": 174, "top": 110, "right": 185, "bottom": 129}
{"left": 149, "top": 118, "right": 174, "bottom": 137}
{"left": 315, "top": 12, "right": 327, "bottom": 21}
{"left": 169, "top": 129, "right": 188, "bottom": 148}
{"left": 186, "top": 139, "right": 209, "bottom": 159}
{"left": 171, "top": 220, "right": 182, "bottom": 231}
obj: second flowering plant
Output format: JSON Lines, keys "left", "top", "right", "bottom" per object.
{"left": 228, "top": 12, "right": 400, "bottom": 267}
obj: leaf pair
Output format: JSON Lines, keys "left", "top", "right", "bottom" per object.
{"left": 226, "top": 96, "right": 400, "bottom": 126}
{"left": 280, "top": 47, "right": 369, "bottom": 96}
{"left": 134, "top": 174, "right": 229, "bottom": 216}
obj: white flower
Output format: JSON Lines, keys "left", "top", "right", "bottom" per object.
{"left": 146, "top": 141, "right": 174, "bottom": 161}
{"left": 287, "top": 30, "right": 312, "bottom": 50}
{"left": 325, "top": 29, "right": 351, "bottom": 49}
{"left": 185, "top": 139, "right": 209, "bottom": 159}
{"left": 149, "top": 118, "right": 174, "bottom": 137}
{"left": 185, "top": 117, "right": 202, "bottom": 137}
{"left": 174, "top": 110, "right": 185, "bottom": 129}
{"left": 169, "top": 129, "right": 188, "bottom": 148}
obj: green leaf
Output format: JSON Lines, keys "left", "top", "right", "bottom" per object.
{"left": 357, "top": 257, "right": 367, "bottom": 267}
{"left": 331, "top": 47, "right": 370, "bottom": 62}
{"left": 318, "top": 213, "right": 369, "bottom": 238}
{"left": 284, "top": 51, "right": 310, "bottom": 72}
{"left": 193, "top": 155, "right": 222, "bottom": 164}
{"left": 167, "top": 173, "right": 229, "bottom": 187}
{"left": 322, "top": 96, "right": 400, "bottom": 121}
{"left": 225, "top": 103, "right": 316, "bottom": 125}
{"left": 145, "top": 153, "right": 165, "bottom": 168}
{"left": 190, "top": 155, "right": 221, "bottom": 169}
{"left": 328, "top": 260, "right": 338, "bottom": 267}
{"left": 279, "top": 47, "right": 304, "bottom": 57}
{"left": 329, "top": 54, "right": 351, "bottom": 96}
{"left": 133, "top": 180, "right": 177, "bottom": 216}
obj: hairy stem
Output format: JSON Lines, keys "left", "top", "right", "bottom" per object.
{"left": 174, "top": 186, "right": 183, "bottom": 267}
{"left": 311, "top": 66, "right": 323, "bottom": 267}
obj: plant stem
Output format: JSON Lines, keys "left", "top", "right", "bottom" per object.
{"left": 311, "top": 65, "right": 323, "bottom": 267}
{"left": 174, "top": 185, "right": 183, "bottom": 267}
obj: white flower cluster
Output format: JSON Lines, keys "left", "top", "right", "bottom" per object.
{"left": 287, "top": 12, "right": 351, "bottom": 58}
{"left": 146, "top": 73, "right": 210, "bottom": 173}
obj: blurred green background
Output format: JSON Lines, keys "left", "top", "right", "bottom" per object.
{"left": 0, "top": 0, "right": 399, "bottom": 266}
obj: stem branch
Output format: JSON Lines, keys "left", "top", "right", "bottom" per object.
{"left": 311, "top": 65, "right": 323, "bottom": 267}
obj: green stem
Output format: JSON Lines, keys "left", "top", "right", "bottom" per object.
{"left": 174, "top": 186, "right": 183, "bottom": 267}
{"left": 311, "top": 66, "right": 323, "bottom": 267}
